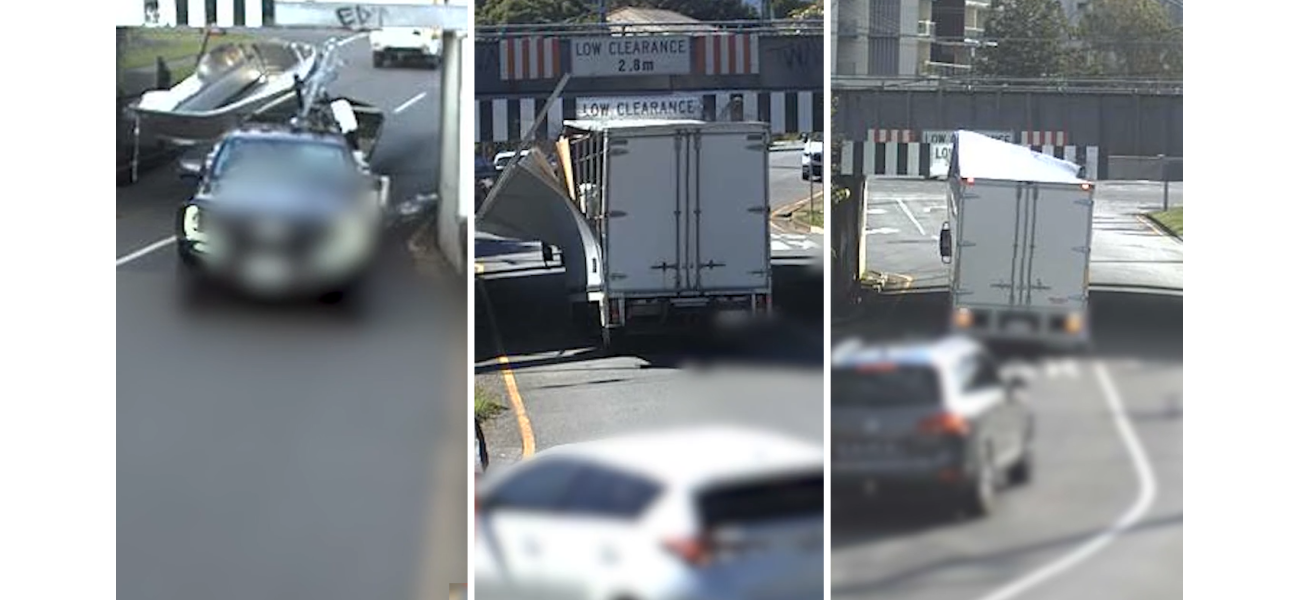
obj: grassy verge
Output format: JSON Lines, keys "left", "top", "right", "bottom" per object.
{"left": 475, "top": 385, "right": 506, "bottom": 421}
{"left": 117, "top": 28, "right": 256, "bottom": 89}
{"left": 1148, "top": 206, "right": 1183, "bottom": 238}
{"left": 792, "top": 206, "right": 823, "bottom": 229}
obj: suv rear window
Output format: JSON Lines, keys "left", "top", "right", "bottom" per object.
{"left": 831, "top": 365, "right": 942, "bottom": 407}
{"left": 697, "top": 472, "right": 822, "bottom": 528}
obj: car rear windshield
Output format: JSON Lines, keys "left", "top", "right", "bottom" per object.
{"left": 697, "top": 471, "right": 822, "bottom": 529}
{"left": 214, "top": 138, "right": 350, "bottom": 182}
{"left": 831, "top": 365, "right": 942, "bottom": 407}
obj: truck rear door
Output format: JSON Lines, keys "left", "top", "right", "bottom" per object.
{"left": 603, "top": 130, "right": 686, "bottom": 294}
{"left": 953, "top": 179, "right": 1022, "bottom": 307}
{"left": 954, "top": 180, "right": 1092, "bottom": 312}
{"left": 1021, "top": 182, "right": 1093, "bottom": 311}
{"left": 690, "top": 127, "right": 770, "bottom": 291}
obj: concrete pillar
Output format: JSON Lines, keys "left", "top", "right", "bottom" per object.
{"left": 437, "top": 30, "right": 466, "bottom": 274}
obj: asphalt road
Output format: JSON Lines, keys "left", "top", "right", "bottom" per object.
{"left": 831, "top": 290, "right": 1182, "bottom": 600}
{"left": 862, "top": 179, "right": 1183, "bottom": 290}
{"left": 117, "top": 31, "right": 467, "bottom": 600}
{"left": 475, "top": 149, "right": 825, "bottom": 466}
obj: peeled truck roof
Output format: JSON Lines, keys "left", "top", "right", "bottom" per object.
{"left": 953, "top": 130, "right": 1087, "bottom": 184}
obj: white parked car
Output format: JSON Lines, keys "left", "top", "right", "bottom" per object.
{"left": 801, "top": 139, "right": 823, "bottom": 181}
{"left": 475, "top": 425, "right": 824, "bottom": 600}
{"left": 369, "top": 27, "right": 442, "bottom": 68}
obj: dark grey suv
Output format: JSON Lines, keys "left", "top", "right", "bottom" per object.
{"left": 831, "top": 336, "right": 1034, "bottom": 516}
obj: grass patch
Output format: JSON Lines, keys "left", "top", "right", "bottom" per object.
{"left": 1148, "top": 206, "right": 1183, "bottom": 238}
{"left": 793, "top": 206, "right": 823, "bottom": 229}
{"left": 117, "top": 28, "right": 257, "bottom": 89}
{"left": 475, "top": 385, "right": 506, "bottom": 421}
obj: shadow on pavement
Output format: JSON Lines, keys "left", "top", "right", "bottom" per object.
{"left": 829, "top": 509, "right": 1182, "bottom": 595}
{"left": 476, "top": 266, "right": 825, "bottom": 370}
{"left": 836, "top": 289, "right": 1182, "bottom": 363}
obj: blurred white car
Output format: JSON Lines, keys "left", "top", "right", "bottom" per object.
{"left": 475, "top": 425, "right": 824, "bottom": 600}
{"left": 369, "top": 27, "right": 442, "bottom": 68}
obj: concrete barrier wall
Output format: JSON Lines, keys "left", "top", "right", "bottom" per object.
{"left": 1107, "top": 156, "right": 1184, "bottom": 181}
{"left": 833, "top": 87, "right": 1182, "bottom": 180}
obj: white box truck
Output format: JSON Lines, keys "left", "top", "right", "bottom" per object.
{"left": 562, "top": 119, "right": 774, "bottom": 345}
{"left": 937, "top": 131, "right": 1096, "bottom": 349}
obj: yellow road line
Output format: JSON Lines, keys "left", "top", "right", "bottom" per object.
{"left": 497, "top": 355, "right": 535, "bottom": 457}
{"left": 1138, "top": 214, "right": 1181, "bottom": 242}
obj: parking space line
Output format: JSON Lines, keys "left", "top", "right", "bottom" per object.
{"left": 116, "top": 236, "right": 176, "bottom": 267}
{"left": 895, "top": 197, "right": 927, "bottom": 235}
{"left": 971, "top": 362, "right": 1157, "bottom": 600}
{"left": 394, "top": 91, "right": 427, "bottom": 114}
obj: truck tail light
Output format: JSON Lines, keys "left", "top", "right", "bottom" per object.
{"left": 963, "top": 177, "right": 976, "bottom": 186}
{"left": 663, "top": 535, "right": 713, "bottom": 568}
{"left": 1064, "top": 312, "right": 1083, "bottom": 333}
{"left": 953, "top": 307, "right": 973, "bottom": 328}
{"left": 918, "top": 412, "right": 969, "bottom": 437}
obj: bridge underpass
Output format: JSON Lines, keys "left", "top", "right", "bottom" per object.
{"left": 830, "top": 82, "right": 1183, "bottom": 308}
{"left": 474, "top": 20, "right": 825, "bottom": 302}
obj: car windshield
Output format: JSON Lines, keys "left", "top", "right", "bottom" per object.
{"left": 831, "top": 365, "right": 942, "bottom": 407}
{"left": 213, "top": 138, "right": 351, "bottom": 183}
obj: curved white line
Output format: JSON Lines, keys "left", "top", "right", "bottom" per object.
{"left": 972, "top": 361, "right": 1159, "bottom": 600}
{"left": 116, "top": 236, "right": 177, "bottom": 267}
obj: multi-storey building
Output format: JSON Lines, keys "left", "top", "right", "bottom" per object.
{"left": 832, "top": 0, "right": 989, "bottom": 78}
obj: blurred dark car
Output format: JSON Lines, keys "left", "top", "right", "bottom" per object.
{"left": 831, "top": 336, "right": 1034, "bottom": 516}
{"left": 174, "top": 123, "right": 388, "bottom": 307}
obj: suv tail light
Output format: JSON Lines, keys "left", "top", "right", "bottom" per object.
{"left": 917, "top": 411, "right": 969, "bottom": 436}
{"left": 663, "top": 535, "right": 712, "bottom": 568}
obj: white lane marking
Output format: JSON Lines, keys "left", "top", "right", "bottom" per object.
{"left": 895, "top": 197, "right": 927, "bottom": 235}
{"left": 338, "top": 32, "right": 368, "bottom": 46}
{"left": 971, "top": 362, "right": 1158, "bottom": 600}
{"left": 866, "top": 208, "right": 886, "bottom": 215}
{"left": 865, "top": 227, "right": 899, "bottom": 235}
{"left": 394, "top": 92, "right": 427, "bottom": 114}
{"left": 116, "top": 236, "right": 176, "bottom": 267}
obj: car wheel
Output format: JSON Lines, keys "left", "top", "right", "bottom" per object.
{"left": 372, "top": 52, "right": 385, "bottom": 68}
{"left": 174, "top": 257, "right": 208, "bottom": 309}
{"left": 959, "top": 447, "right": 999, "bottom": 518}
{"left": 1007, "top": 446, "right": 1034, "bottom": 486}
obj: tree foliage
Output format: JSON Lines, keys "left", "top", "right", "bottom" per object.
{"left": 476, "top": 0, "right": 594, "bottom": 25}
{"left": 974, "top": 0, "right": 1071, "bottom": 78}
{"left": 770, "top": 0, "right": 812, "bottom": 19}
{"left": 1075, "top": 0, "right": 1181, "bottom": 79}
{"left": 790, "top": 0, "right": 822, "bottom": 20}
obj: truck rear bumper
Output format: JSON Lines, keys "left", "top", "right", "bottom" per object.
{"left": 609, "top": 292, "right": 771, "bottom": 334}
{"left": 951, "top": 305, "right": 1089, "bottom": 348}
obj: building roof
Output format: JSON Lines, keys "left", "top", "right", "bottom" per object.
{"left": 607, "top": 7, "right": 718, "bottom": 33}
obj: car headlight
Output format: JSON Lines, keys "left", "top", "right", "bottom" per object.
{"left": 316, "top": 211, "right": 371, "bottom": 270}
{"left": 182, "top": 205, "right": 206, "bottom": 241}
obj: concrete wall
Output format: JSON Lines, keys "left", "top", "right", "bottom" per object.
{"left": 1108, "top": 156, "right": 1184, "bottom": 181}
{"left": 833, "top": 86, "right": 1183, "bottom": 179}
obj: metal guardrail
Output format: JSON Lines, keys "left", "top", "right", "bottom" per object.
{"left": 476, "top": 19, "right": 823, "bottom": 39}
